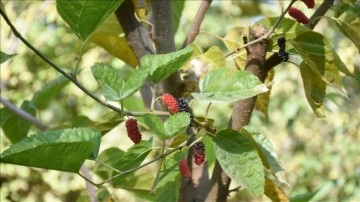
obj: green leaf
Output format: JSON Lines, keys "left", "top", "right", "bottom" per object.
{"left": 32, "top": 76, "right": 70, "bottom": 109}
{"left": 299, "top": 62, "right": 326, "bottom": 118}
{"left": 290, "top": 188, "right": 320, "bottom": 202}
{"left": 143, "top": 114, "right": 166, "bottom": 139}
{"left": 0, "top": 100, "right": 36, "bottom": 143}
{"left": 192, "top": 69, "right": 269, "bottom": 102}
{"left": 214, "top": 129, "right": 264, "bottom": 198}
{"left": 155, "top": 151, "right": 181, "bottom": 202}
{"left": 255, "top": 69, "right": 274, "bottom": 119}
{"left": 0, "top": 128, "right": 101, "bottom": 172}
{"left": 164, "top": 112, "right": 190, "bottom": 138}
{"left": 91, "top": 63, "right": 148, "bottom": 101}
{"left": 171, "top": 0, "right": 185, "bottom": 34}
{"left": 330, "top": 10, "right": 360, "bottom": 51}
{"left": 56, "top": 0, "right": 124, "bottom": 40}
{"left": 140, "top": 46, "right": 194, "bottom": 83}
{"left": 291, "top": 31, "right": 350, "bottom": 97}
{"left": 201, "top": 46, "right": 226, "bottom": 69}
{"left": 223, "top": 26, "right": 248, "bottom": 70}
{"left": 0, "top": 51, "right": 16, "bottom": 64}
{"left": 95, "top": 140, "right": 152, "bottom": 186}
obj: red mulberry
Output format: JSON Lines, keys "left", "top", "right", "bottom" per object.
{"left": 288, "top": 7, "right": 309, "bottom": 24}
{"left": 301, "top": 0, "right": 315, "bottom": 9}
{"left": 125, "top": 118, "right": 142, "bottom": 144}
{"left": 178, "top": 159, "right": 191, "bottom": 178}
{"left": 193, "top": 142, "right": 205, "bottom": 165}
{"left": 177, "top": 98, "right": 194, "bottom": 126}
{"left": 162, "top": 93, "right": 179, "bottom": 114}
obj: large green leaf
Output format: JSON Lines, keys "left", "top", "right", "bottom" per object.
{"left": 299, "top": 62, "right": 326, "bottom": 118}
{"left": 192, "top": 69, "right": 269, "bottom": 102}
{"left": 0, "top": 100, "right": 36, "bottom": 143}
{"left": 330, "top": 10, "right": 360, "bottom": 51}
{"left": 143, "top": 112, "right": 190, "bottom": 140}
{"left": 32, "top": 76, "right": 70, "bottom": 109}
{"left": 56, "top": 0, "right": 124, "bottom": 40}
{"left": 0, "top": 51, "right": 16, "bottom": 64}
{"left": 291, "top": 31, "right": 350, "bottom": 97}
{"left": 91, "top": 63, "right": 148, "bottom": 101}
{"left": 0, "top": 128, "right": 101, "bottom": 172}
{"left": 140, "top": 46, "right": 194, "bottom": 83}
{"left": 95, "top": 140, "right": 152, "bottom": 186}
{"left": 214, "top": 129, "right": 264, "bottom": 198}
{"left": 155, "top": 151, "right": 181, "bottom": 202}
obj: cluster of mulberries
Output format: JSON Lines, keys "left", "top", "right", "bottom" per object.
{"left": 125, "top": 118, "right": 142, "bottom": 144}
{"left": 288, "top": 0, "right": 315, "bottom": 25}
{"left": 162, "top": 93, "right": 180, "bottom": 114}
{"left": 162, "top": 94, "right": 194, "bottom": 126}
{"left": 177, "top": 98, "right": 194, "bottom": 126}
{"left": 178, "top": 159, "right": 191, "bottom": 178}
{"left": 193, "top": 142, "right": 206, "bottom": 165}
{"left": 277, "top": 37, "right": 289, "bottom": 62}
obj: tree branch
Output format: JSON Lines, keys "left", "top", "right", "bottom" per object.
{"left": 0, "top": 97, "right": 47, "bottom": 131}
{"left": 151, "top": 0, "right": 183, "bottom": 98}
{"left": 181, "top": 0, "right": 213, "bottom": 48}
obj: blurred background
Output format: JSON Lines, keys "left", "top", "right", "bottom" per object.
{"left": 1, "top": 1, "right": 359, "bottom": 201}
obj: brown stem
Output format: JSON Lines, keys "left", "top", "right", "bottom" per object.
{"left": 181, "top": 0, "right": 213, "bottom": 48}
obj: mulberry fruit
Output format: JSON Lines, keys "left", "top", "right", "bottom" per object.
{"left": 178, "top": 159, "right": 191, "bottom": 178}
{"left": 193, "top": 142, "right": 206, "bottom": 165}
{"left": 177, "top": 98, "right": 194, "bottom": 126}
{"left": 277, "top": 37, "right": 289, "bottom": 62}
{"left": 277, "top": 37, "right": 286, "bottom": 50}
{"left": 278, "top": 50, "right": 289, "bottom": 62}
{"left": 162, "top": 93, "right": 179, "bottom": 114}
{"left": 125, "top": 118, "right": 142, "bottom": 144}
{"left": 301, "top": 0, "right": 315, "bottom": 9}
{"left": 288, "top": 7, "right": 309, "bottom": 24}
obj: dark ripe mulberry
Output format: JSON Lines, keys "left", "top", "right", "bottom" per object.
{"left": 193, "top": 142, "right": 206, "bottom": 165}
{"left": 301, "top": 0, "right": 315, "bottom": 9}
{"left": 278, "top": 50, "right": 289, "bottom": 62}
{"left": 125, "top": 118, "right": 142, "bottom": 144}
{"left": 177, "top": 98, "right": 194, "bottom": 126}
{"left": 162, "top": 93, "right": 180, "bottom": 114}
{"left": 178, "top": 159, "right": 191, "bottom": 178}
{"left": 277, "top": 37, "right": 286, "bottom": 50}
{"left": 288, "top": 7, "right": 310, "bottom": 24}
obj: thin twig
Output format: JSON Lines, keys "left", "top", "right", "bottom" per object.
{"left": 80, "top": 165, "right": 99, "bottom": 202}
{"left": 225, "top": 0, "right": 297, "bottom": 58}
{"left": 0, "top": 97, "right": 47, "bottom": 131}
{"left": 181, "top": 0, "right": 213, "bottom": 48}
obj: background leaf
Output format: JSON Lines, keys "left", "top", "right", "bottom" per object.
{"left": 192, "top": 69, "right": 269, "bottom": 102}
{"left": 31, "top": 76, "right": 70, "bottom": 110}
{"left": 0, "top": 100, "right": 36, "bottom": 143}
{"left": 143, "top": 114, "right": 166, "bottom": 139}
{"left": 299, "top": 62, "right": 326, "bottom": 118}
{"left": 223, "top": 26, "right": 248, "bottom": 69}
{"left": 214, "top": 129, "right": 265, "bottom": 198}
{"left": 56, "top": 0, "right": 124, "bottom": 40}
{"left": 264, "top": 177, "right": 289, "bottom": 202}
{"left": 140, "top": 46, "right": 194, "bottom": 83}
{"left": 255, "top": 69, "right": 274, "bottom": 119}
{"left": 0, "top": 51, "right": 16, "bottom": 64}
{"left": 0, "top": 128, "right": 101, "bottom": 172}
{"left": 164, "top": 112, "right": 190, "bottom": 138}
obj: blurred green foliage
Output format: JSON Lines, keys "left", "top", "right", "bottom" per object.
{"left": 1, "top": 1, "right": 359, "bottom": 201}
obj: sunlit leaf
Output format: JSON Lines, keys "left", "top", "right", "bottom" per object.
{"left": 299, "top": 62, "right": 326, "bottom": 118}
{"left": 56, "top": 0, "right": 124, "bottom": 40}
{"left": 214, "top": 129, "right": 264, "bottom": 198}
{"left": 291, "top": 31, "right": 349, "bottom": 98}
{"left": 201, "top": 46, "right": 226, "bottom": 69}
{"left": 192, "top": 69, "right": 269, "bottom": 102}
{"left": 256, "top": 17, "right": 309, "bottom": 39}
{"left": 265, "top": 177, "right": 289, "bottom": 202}
{"left": 140, "top": 46, "right": 194, "bottom": 83}
{"left": 0, "top": 128, "right": 101, "bottom": 172}
{"left": 255, "top": 69, "right": 274, "bottom": 119}
{"left": 0, "top": 100, "right": 36, "bottom": 143}
{"left": 223, "top": 26, "right": 248, "bottom": 69}
{"left": 90, "top": 15, "right": 138, "bottom": 67}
